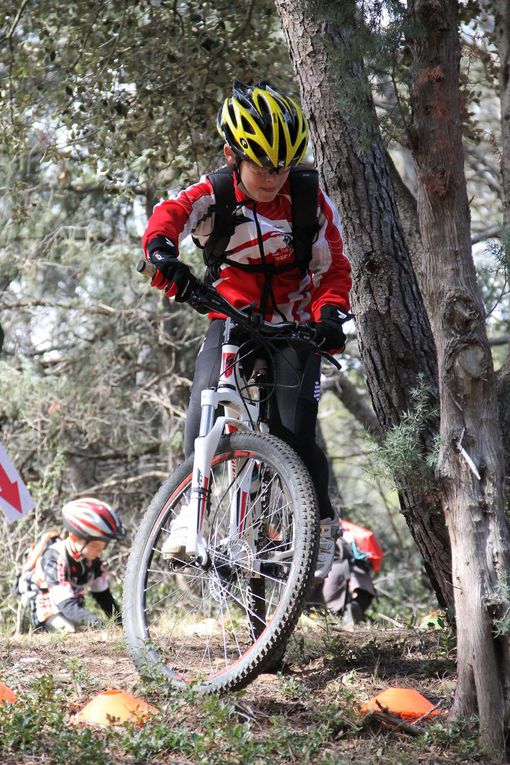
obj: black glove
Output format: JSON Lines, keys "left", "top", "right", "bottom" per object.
{"left": 313, "top": 305, "right": 349, "bottom": 352}
{"left": 147, "top": 237, "right": 194, "bottom": 301}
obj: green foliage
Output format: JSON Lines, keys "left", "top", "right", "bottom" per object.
{"left": 483, "top": 229, "right": 510, "bottom": 285}
{"left": 1, "top": 0, "right": 292, "bottom": 201}
{"left": 276, "top": 673, "right": 308, "bottom": 701}
{"left": 487, "top": 572, "right": 510, "bottom": 638}
{"left": 366, "top": 375, "right": 439, "bottom": 492}
{"left": 0, "top": 0, "right": 295, "bottom": 626}
{"left": 419, "top": 717, "right": 488, "bottom": 761}
{"left": 0, "top": 676, "right": 109, "bottom": 764}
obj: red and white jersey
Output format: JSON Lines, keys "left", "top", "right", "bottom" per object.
{"left": 142, "top": 172, "right": 351, "bottom": 323}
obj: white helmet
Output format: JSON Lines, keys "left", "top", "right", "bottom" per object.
{"left": 62, "top": 498, "right": 125, "bottom": 542}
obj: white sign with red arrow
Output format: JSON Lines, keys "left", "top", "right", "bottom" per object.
{"left": 0, "top": 443, "right": 35, "bottom": 523}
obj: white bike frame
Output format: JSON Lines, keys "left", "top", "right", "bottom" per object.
{"left": 137, "top": 259, "right": 339, "bottom": 573}
{"left": 184, "top": 318, "right": 265, "bottom": 565}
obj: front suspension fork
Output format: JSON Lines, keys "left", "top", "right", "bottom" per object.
{"left": 187, "top": 388, "right": 259, "bottom": 567}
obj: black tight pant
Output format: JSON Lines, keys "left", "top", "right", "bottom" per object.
{"left": 184, "top": 320, "right": 333, "bottom": 520}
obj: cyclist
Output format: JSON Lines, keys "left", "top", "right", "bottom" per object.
{"left": 33, "top": 498, "right": 125, "bottom": 632}
{"left": 142, "top": 80, "right": 352, "bottom": 582}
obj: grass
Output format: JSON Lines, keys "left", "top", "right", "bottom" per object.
{"left": 0, "top": 619, "right": 496, "bottom": 764}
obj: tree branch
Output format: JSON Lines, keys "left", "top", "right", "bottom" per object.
{"left": 0, "top": 0, "right": 30, "bottom": 43}
{"left": 322, "top": 372, "right": 381, "bottom": 439}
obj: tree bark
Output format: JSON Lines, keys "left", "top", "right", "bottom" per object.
{"left": 274, "top": 0, "right": 453, "bottom": 611}
{"left": 491, "top": 0, "right": 510, "bottom": 490}
{"left": 390, "top": 129, "right": 510, "bottom": 492}
{"left": 385, "top": 149, "right": 427, "bottom": 279}
{"left": 407, "top": 0, "right": 510, "bottom": 754}
{"left": 494, "top": 0, "right": 510, "bottom": 231}
{"left": 498, "top": 358, "right": 510, "bottom": 478}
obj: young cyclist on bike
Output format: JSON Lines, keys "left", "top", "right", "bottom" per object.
{"left": 142, "top": 80, "right": 352, "bottom": 582}
{"left": 33, "top": 498, "right": 125, "bottom": 632}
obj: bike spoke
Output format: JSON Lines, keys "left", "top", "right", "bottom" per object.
{"left": 125, "top": 438, "right": 317, "bottom": 690}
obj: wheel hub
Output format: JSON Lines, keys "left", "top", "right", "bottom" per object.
{"left": 207, "top": 539, "right": 255, "bottom": 602}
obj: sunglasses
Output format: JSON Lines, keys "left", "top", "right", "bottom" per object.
{"left": 244, "top": 161, "right": 291, "bottom": 177}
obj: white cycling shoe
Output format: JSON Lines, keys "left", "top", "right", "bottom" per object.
{"left": 313, "top": 517, "right": 340, "bottom": 582}
{"left": 161, "top": 505, "right": 195, "bottom": 560}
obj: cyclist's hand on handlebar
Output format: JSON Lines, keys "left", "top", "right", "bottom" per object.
{"left": 147, "top": 240, "right": 194, "bottom": 301}
{"left": 312, "top": 305, "right": 349, "bottom": 353}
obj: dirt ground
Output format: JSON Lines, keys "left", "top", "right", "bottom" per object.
{"left": 1, "top": 625, "right": 454, "bottom": 719}
{"left": 0, "top": 621, "right": 455, "bottom": 706}
{"left": 1, "top": 628, "right": 139, "bottom": 695}
{"left": 0, "top": 621, "right": 490, "bottom": 765}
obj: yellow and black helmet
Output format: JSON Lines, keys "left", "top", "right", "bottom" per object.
{"left": 217, "top": 80, "right": 309, "bottom": 169}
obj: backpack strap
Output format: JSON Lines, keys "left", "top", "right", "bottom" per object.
{"left": 23, "top": 530, "right": 61, "bottom": 572}
{"left": 32, "top": 537, "right": 66, "bottom": 591}
{"left": 203, "top": 166, "right": 237, "bottom": 267}
{"left": 289, "top": 165, "right": 320, "bottom": 272}
{"left": 202, "top": 164, "right": 319, "bottom": 273}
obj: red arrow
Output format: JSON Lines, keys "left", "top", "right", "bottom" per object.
{"left": 0, "top": 463, "right": 22, "bottom": 512}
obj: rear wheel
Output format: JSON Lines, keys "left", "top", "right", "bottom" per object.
{"left": 123, "top": 433, "right": 319, "bottom": 694}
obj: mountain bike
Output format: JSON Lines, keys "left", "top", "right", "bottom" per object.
{"left": 123, "top": 262, "right": 341, "bottom": 694}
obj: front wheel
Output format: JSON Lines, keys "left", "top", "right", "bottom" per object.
{"left": 123, "top": 433, "right": 319, "bottom": 694}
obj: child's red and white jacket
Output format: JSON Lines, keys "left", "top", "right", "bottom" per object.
{"left": 34, "top": 538, "right": 117, "bottom": 627}
{"left": 142, "top": 172, "right": 351, "bottom": 323}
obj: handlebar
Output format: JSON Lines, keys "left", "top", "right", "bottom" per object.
{"left": 137, "top": 260, "right": 341, "bottom": 368}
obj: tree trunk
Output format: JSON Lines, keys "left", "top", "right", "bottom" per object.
{"left": 388, "top": 138, "right": 510, "bottom": 491}
{"left": 498, "top": 357, "right": 510, "bottom": 481}
{"left": 274, "top": 0, "right": 453, "bottom": 611}
{"left": 385, "top": 149, "right": 426, "bottom": 278}
{"left": 407, "top": 0, "right": 510, "bottom": 754}
{"left": 492, "top": 0, "right": 510, "bottom": 490}
{"left": 494, "top": 0, "right": 510, "bottom": 231}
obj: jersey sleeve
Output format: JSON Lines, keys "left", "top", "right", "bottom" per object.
{"left": 142, "top": 176, "right": 216, "bottom": 256}
{"left": 91, "top": 589, "right": 121, "bottom": 621}
{"left": 308, "top": 189, "right": 352, "bottom": 321}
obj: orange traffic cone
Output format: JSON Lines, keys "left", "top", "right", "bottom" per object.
{"left": 0, "top": 682, "right": 17, "bottom": 704}
{"left": 360, "top": 687, "right": 440, "bottom": 721}
{"left": 73, "top": 689, "right": 157, "bottom": 727}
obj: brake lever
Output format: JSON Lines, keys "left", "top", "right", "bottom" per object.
{"left": 295, "top": 324, "right": 342, "bottom": 369}
{"left": 184, "top": 278, "right": 212, "bottom": 315}
{"left": 321, "top": 351, "right": 342, "bottom": 370}
{"left": 291, "top": 324, "right": 343, "bottom": 369}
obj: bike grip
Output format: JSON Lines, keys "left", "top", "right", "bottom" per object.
{"left": 137, "top": 259, "right": 156, "bottom": 278}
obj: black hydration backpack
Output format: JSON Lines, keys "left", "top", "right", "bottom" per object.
{"left": 200, "top": 165, "right": 320, "bottom": 274}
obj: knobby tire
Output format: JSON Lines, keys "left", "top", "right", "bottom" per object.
{"left": 123, "top": 433, "right": 319, "bottom": 694}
